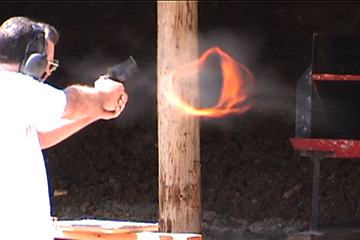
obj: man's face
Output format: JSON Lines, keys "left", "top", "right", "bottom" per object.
{"left": 41, "top": 40, "right": 56, "bottom": 82}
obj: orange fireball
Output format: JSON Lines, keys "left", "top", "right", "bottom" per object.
{"left": 164, "top": 47, "right": 255, "bottom": 117}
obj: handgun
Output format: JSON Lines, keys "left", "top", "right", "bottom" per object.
{"left": 106, "top": 56, "right": 140, "bottom": 84}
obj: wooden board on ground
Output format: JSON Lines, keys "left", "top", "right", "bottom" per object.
{"left": 53, "top": 219, "right": 159, "bottom": 234}
{"left": 53, "top": 219, "right": 202, "bottom": 240}
{"left": 55, "top": 231, "right": 202, "bottom": 240}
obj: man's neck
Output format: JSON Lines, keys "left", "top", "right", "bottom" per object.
{"left": 0, "top": 63, "right": 19, "bottom": 72}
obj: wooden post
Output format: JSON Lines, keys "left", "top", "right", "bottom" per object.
{"left": 157, "top": 1, "right": 201, "bottom": 234}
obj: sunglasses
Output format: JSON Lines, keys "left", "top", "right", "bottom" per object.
{"left": 48, "top": 59, "right": 59, "bottom": 72}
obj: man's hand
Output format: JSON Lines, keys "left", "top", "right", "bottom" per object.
{"left": 98, "top": 94, "right": 128, "bottom": 120}
{"left": 94, "top": 76, "right": 127, "bottom": 112}
{"left": 62, "top": 76, "right": 128, "bottom": 121}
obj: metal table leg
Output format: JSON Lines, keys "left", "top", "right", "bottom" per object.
{"left": 310, "top": 152, "right": 321, "bottom": 231}
{"left": 301, "top": 151, "right": 333, "bottom": 232}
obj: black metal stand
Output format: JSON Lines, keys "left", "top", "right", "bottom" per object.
{"left": 301, "top": 151, "right": 334, "bottom": 232}
{"left": 310, "top": 152, "right": 321, "bottom": 231}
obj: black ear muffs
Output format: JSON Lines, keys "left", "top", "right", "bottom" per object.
{"left": 19, "top": 24, "right": 48, "bottom": 80}
{"left": 22, "top": 53, "right": 47, "bottom": 79}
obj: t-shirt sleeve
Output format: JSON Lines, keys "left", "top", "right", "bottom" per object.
{"left": 30, "top": 82, "right": 67, "bottom": 122}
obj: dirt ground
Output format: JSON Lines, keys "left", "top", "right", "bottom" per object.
{"left": 3, "top": 2, "right": 360, "bottom": 240}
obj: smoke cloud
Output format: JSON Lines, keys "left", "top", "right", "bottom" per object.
{"left": 199, "top": 27, "right": 296, "bottom": 109}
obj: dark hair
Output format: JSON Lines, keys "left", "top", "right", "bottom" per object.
{"left": 0, "top": 16, "right": 59, "bottom": 64}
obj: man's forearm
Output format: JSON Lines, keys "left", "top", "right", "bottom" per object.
{"left": 36, "top": 116, "right": 99, "bottom": 149}
{"left": 62, "top": 85, "right": 102, "bottom": 120}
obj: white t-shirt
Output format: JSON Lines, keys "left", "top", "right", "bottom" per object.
{"left": 0, "top": 71, "right": 67, "bottom": 239}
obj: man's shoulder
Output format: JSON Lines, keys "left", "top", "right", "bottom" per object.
{"left": 0, "top": 71, "right": 59, "bottom": 90}
{"left": 0, "top": 71, "right": 65, "bottom": 102}
{"left": 0, "top": 71, "right": 36, "bottom": 85}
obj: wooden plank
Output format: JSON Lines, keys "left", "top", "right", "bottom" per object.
{"left": 138, "top": 232, "right": 202, "bottom": 240}
{"left": 53, "top": 219, "right": 159, "bottom": 234}
{"left": 55, "top": 231, "right": 202, "bottom": 240}
{"left": 52, "top": 219, "right": 202, "bottom": 240}
{"left": 55, "top": 230, "right": 138, "bottom": 240}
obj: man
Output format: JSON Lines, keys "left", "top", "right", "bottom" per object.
{"left": 0, "top": 16, "right": 128, "bottom": 239}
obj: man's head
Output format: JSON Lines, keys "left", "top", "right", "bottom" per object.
{"left": 37, "top": 21, "right": 60, "bottom": 81}
{"left": 0, "top": 16, "right": 60, "bottom": 81}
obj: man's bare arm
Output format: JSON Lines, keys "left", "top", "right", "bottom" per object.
{"left": 36, "top": 117, "right": 97, "bottom": 149}
{"left": 36, "top": 78, "right": 127, "bottom": 149}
